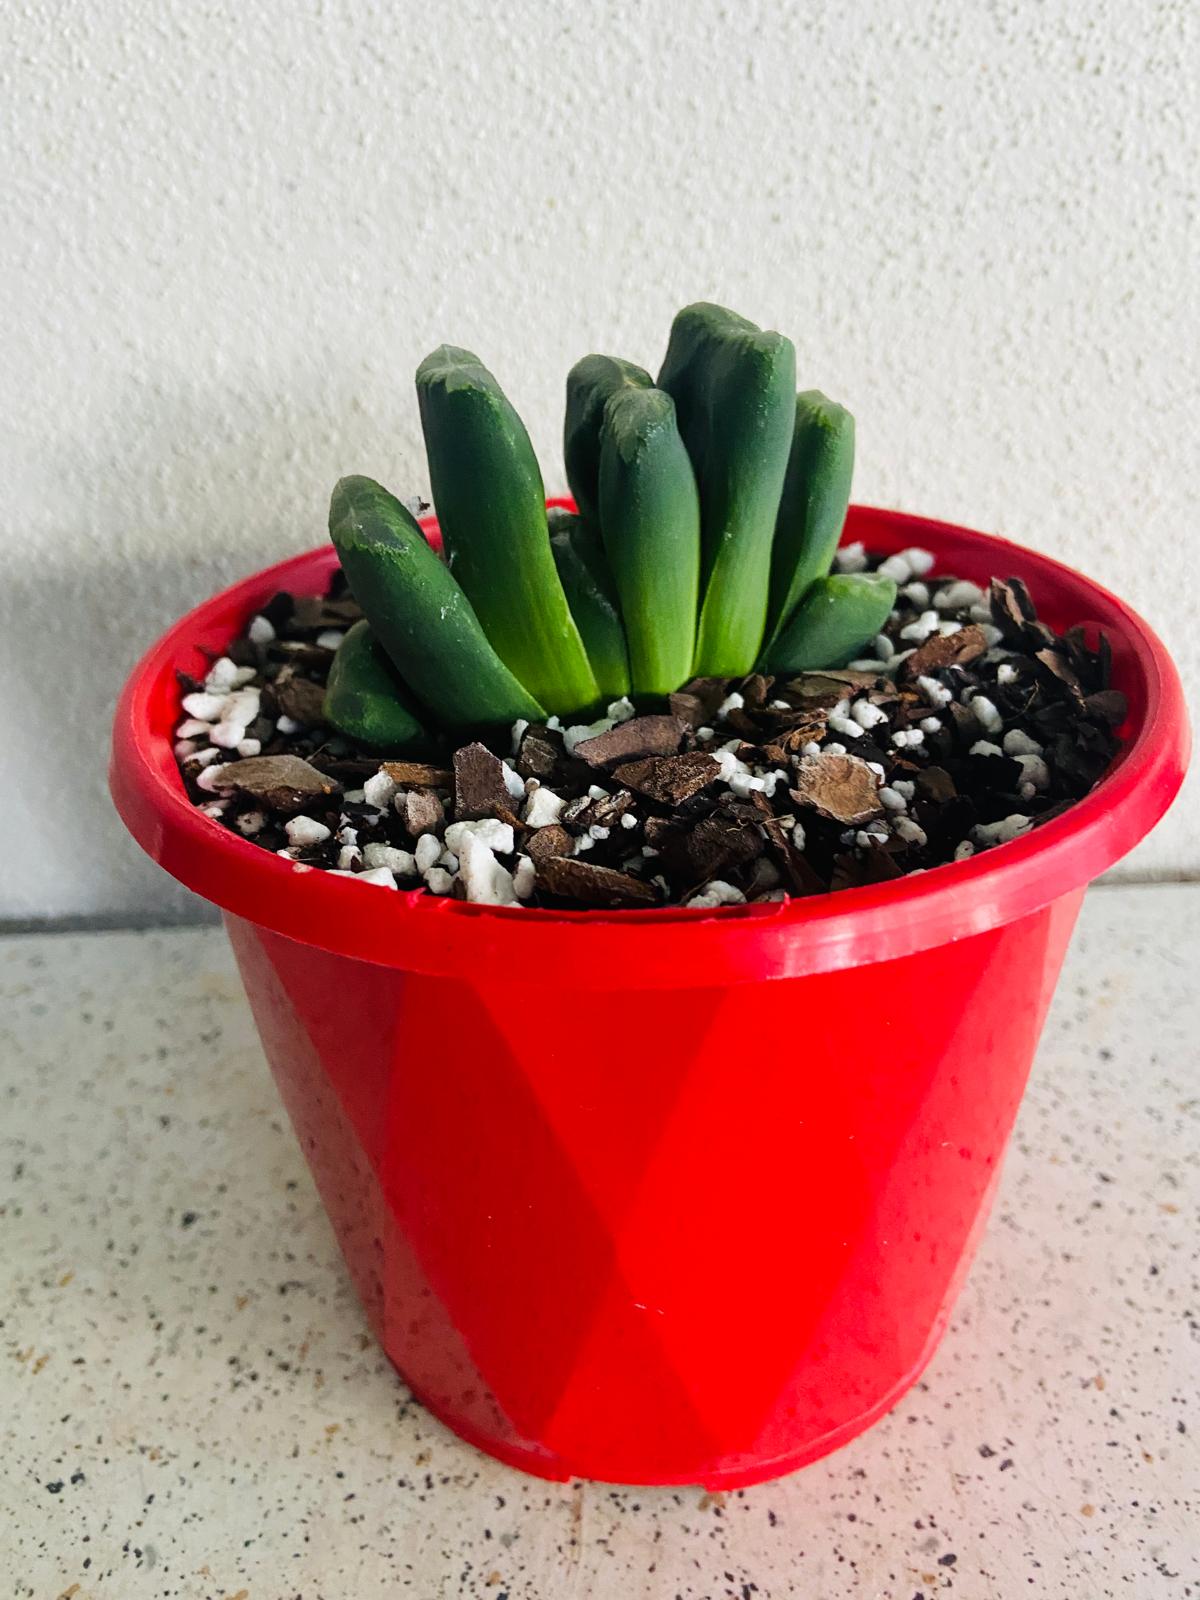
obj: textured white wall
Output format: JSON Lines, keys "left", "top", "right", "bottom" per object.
{"left": 2, "top": 0, "right": 1195, "bottom": 920}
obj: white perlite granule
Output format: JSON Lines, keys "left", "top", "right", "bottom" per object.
{"left": 970, "top": 695, "right": 1003, "bottom": 735}
{"left": 687, "top": 880, "right": 747, "bottom": 909}
{"left": 356, "top": 866, "right": 399, "bottom": 889}
{"left": 203, "top": 657, "right": 240, "bottom": 692}
{"left": 916, "top": 674, "right": 953, "bottom": 708}
{"left": 522, "top": 785, "right": 565, "bottom": 828}
{"left": 362, "top": 843, "right": 417, "bottom": 876}
{"left": 363, "top": 770, "right": 398, "bottom": 810}
{"left": 180, "top": 691, "right": 227, "bottom": 721}
{"left": 513, "top": 855, "right": 536, "bottom": 899}
{"left": 900, "top": 610, "right": 939, "bottom": 644}
{"left": 444, "top": 818, "right": 514, "bottom": 856}
{"left": 1015, "top": 752, "right": 1051, "bottom": 790}
{"left": 935, "top": 579, "right": 985, "bottom": 611}
{"left": 850, "top": 698, "right": 888, "bottom": 730}
{"left": 414, "top": 832, "right": 441, "bottom": 874}
{"left": 972, "top": 814, "right": 1032, "bottom": 847}
{"left": 456, "top": 830, "right": 517, "bottom": 906}
{"left": 1003, "top": 728, "right": 1043, "bottom": 757}
{"left": 285, "top": 815, "right": 331, "bottom": 847}
{"left": 834, "top": 541, "right": 867, "bottom": 573}
{"left": 876, "top": 552, "right": 914, "bottom": 584}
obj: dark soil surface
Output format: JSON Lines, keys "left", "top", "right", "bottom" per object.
{"left": 173, "top": 544, "right": 1125, "bottom": 910}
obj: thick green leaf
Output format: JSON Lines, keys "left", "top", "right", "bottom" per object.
{"left": 765, "top": 391, "right": 855, "bottom": 646}
{"left": 656, "top": 301, "right": 756, "bottom": 477}
{"left": 761, "top": 572, "right": 897, "bottom": 673}
{"left": 597, "top": 387, "right": 701, "bottom": 695}
{"left": 416, "top": 345, "right": 599, "bottom": 715}
{"left": 547, "top": 508, "right": 631, "bottom": 700}
{"left": 329, "top": 475, "right": 544, "bottom": 728}
{"left": 658, "top": 303, "right": 796, "bottom": 676}
{"left": 564, "top": 354, "right": 652, "bottom": 527}
{"left": 323, "top": 619, "right": 431, "bottom": 751}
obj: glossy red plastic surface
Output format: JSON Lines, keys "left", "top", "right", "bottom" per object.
{"left": 111, "top": 507, "right": 1188, "bottom": 1486}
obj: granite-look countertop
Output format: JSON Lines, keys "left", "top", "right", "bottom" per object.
{"left": 2, "top": 885, "right": 1196, "bottom": 1597}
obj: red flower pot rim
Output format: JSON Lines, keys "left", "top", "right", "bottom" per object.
{"left": 111, "top": 502, "right": 1188, "bottom": 989}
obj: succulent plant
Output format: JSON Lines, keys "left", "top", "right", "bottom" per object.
{"left": 324, "top": 302, "right": 895, "bottom": 751}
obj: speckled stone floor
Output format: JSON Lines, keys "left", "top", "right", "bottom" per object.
{"left": 1, "top": 884, "right": 1196, "bottom": 1598}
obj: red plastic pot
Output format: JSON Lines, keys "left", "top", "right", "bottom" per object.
{"left": 111, "top": 505, "right": 1188, "bottom": 1488}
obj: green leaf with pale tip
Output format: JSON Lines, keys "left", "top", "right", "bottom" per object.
{"left": 765, "top": 391, "right": 856, "bottom": 647}
{"left": 597, "top": 386, "right": 700, "bottom": 696}
{"left": 329, "top": 475, "right": 544, "bottom": 729}
{"left": 658, "top": 303, "right": 796, "bottom": 677}
{"left": 323, "top": 619, "right": 431, "bottom": 752}
{"left": 760, "top": 572, "right": 897, "bottom": 673}
{"left": 564, "top": 355, "right": 653, "bottom": 527}
{"left": 416, "top": 345, "right": 599, "bottom": 715}
{"left": 547, "top": 508, "right": 631, "bottom": 700}
{"left": 656, "top": 301, "right": 757, "bottom": 478}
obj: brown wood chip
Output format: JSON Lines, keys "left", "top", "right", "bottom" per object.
{"left": 1084, "top": 689, "right": 1128, "bottom": 725}
{"left": 1035, "top": 648, "right": 1084, "bottom": 698}
{"left": 642, "top": 815, "right": 680, "bottom": 848}
{"left": 515, "top": 725, "right": 566, "bottom": 781}
{"left": 612, "top": 751, "right": 720, "bottom": 805}
{"left": 399, "top": 787, "right": 445, "bottom": 837}
{"left": 673, "top": 677, "right": 731, "bottom": 719}
{"left": 586, "top": 789, "right": 635, "bottom": 830}
{"left": 901, "top": 624, "right": 989, "bottom": 679}
{"left": 719, "top": 708, "right": 763, "bottom": 740}
{"left": 790, "top": 753, "right": 883, "bottom": 825}
{"left": 266, "top": 639, "right": 338, "bottom": 669}
{"left": 573, "top": 715, "right": 687, "bottom": 767}
{"left": 914, "top": 765, "right": 958, "bottom": 803}
{"left": 668, "top": 691, "right": 707, "bottom": 726}
{"left": 208, "top": 754, "right": 341, "bottom": 811}
{"left": 738, "top": 673, "right": 772, "bottom": 711}
{"left": 272, "top": 673, "right": 328, "bottom": 725}
{"left": 776, "top": 720, "right": 828, "bottom": 755}
{"left": 381, "top": 760, "right": 453, "bottom": 789}
{"left": 525, "top": 824, "right": 574, "bottom": 862}
{"left": 989, "top": 576, "right": 1037, "bottom": 639}
{"left": 535, "top": 856, "right": 659, "bottom": 907}
{"left": 783, "top": 673, "right": 856, "bottom": 708}
{"left": 290, "top": 595, "right": 364, "bottom": 631}
{"left": 453, "top": 741, "right": 510, "bottom": 819}
{"left": 831, "top": 846, "right": 906, "bottom": 891}
{"left": 663, "top": 804, "right": 764, "bottom": 885}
